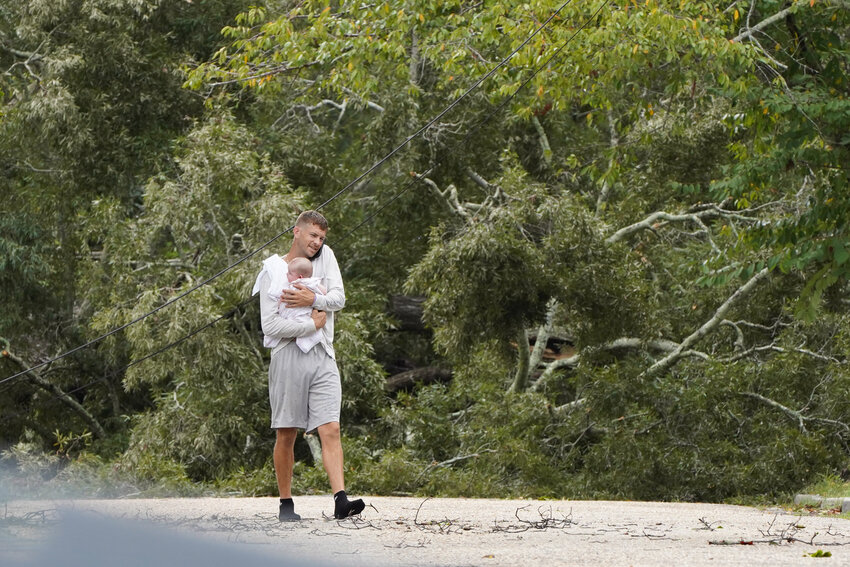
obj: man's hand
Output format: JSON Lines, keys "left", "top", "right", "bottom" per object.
{"left": 281, "top": 283, "right": 316, "bottom": 308}
{"left": 310, "top": 309, "right": 327, "bottom": 330}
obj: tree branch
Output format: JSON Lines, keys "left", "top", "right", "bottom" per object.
{"left": 604, "top": 337, "right": 680, "bottom": 352}
{"left": 416, "top": 449, "right": 497, "bottom": 480}
{"left": 531, "top": 356, "right": 579, "bottom": 392}
{"left": 509, "top": 328, "right": 531, "bottom": 394}
{"left": 528, "top": 300, "right": 558, "bottom": 377}
{"left": 731, "top": 5, "right": 795, "bottom": 43}
{"left": 531, "top": 115, "right": 552, "bottom": 167}
{"left": 1, "top": 343, "right": 106, "bottom": 439}
{"left": 414, "top": 173, "right": 473, "bottom": 222}
{"left": 596, "top": 111, "right": 620, "bottom": 217}
{"left": 530, "top": 337, "right": 683, "bottom": 393}
{"left": 283, "top": 99, "right": 351, "bottom": 132}
{"left": 642, "top": 268, "right": 770, "bottom": 377}
{"left": 465, "top": 168, "right": 494, "bottom": 193}
{"left": 205, "top": 61, "right": 320, "bottom": 88}
{"left": 341, "top": 87, "right": 385, "bottom": 112}
{"left": 605, "top": 204, "right": 758, "bottom": 245}
{"left": 0, "top": 43, "right": 42, "bottom": 60}
{"left": 741, "top": 391, "right": 808, "bottom": 433}
{"left": 552, "top": 398, "right": 586, "bottom": 419}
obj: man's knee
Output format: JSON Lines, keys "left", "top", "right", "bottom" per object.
{"left": 316, "top": 421, "right": 341, "bottom": 442}
{"left": 276, "top": 427, "right": 298, "bottom": 446}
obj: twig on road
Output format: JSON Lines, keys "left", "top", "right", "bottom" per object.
{"left": 412, "top": 497, "right": 473, "bottom": 534}
{"left": 709, "top": 513, "right": 850, "bottom": 547}
{"left": 491, "top": 505, "right": 575, "bottom": 533}
{"left": 697, "top": 517, "right": 722, "bottom": 531}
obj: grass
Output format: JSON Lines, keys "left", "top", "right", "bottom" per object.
{"left": 800, "top": 474, "right": 850, "bottom": 498}
{"left": 791, "top": 474, "right": 850, "bottom": 520}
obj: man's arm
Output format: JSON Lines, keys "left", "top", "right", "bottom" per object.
{"left": 259, "top": 273, "right": 320, "bottom": 339}
{"left": 312, "top": 246, "right": 345, "bottom": 312}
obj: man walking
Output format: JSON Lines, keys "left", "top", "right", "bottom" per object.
{"left": 254, "top": 210, "right": 365, "bottom": 521}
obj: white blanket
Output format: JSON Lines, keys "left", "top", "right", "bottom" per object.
{"left": 252, "top": 254, "right": 324, "bottom": 352}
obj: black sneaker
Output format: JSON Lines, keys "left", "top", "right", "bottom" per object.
{"left": 279, "top": 501, "right": 301, "bottom": 522}
{"left": 333, "top": 491, "right": 366, "bottom": 519}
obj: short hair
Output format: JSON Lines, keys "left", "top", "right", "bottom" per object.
{"left": 296, "top": 210, "right": 328, "bottom": 231}
{"left": 287, "top": 256, "right": 313, "bottom": 277}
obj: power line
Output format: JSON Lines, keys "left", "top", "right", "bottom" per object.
{"left": 0, "top": 1, "right": 575, "bottom": 388}
{"left": 337, "top": 0, "right": 612, "bottom": 243}
{"left": 0, "top": 295, "right": 259, "bottom": 429}
{"left": 311, "top": 1, "right": 576, "bottom": 213}
{"left": 1, "top": 0, "right": 613, "bottom": 422}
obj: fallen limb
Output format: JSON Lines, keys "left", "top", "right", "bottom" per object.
{"left": 741, "top": 391, "right": 808, "bottom": 433}
{"left": 1, "top": 344, "right": 106, "bottom": 439}
{"left": 642, "top": 267, "right": 770, "bottom": 378}
{"left": 742, "top": 391, "right": 850, "bottom": 435}
{"left": 551, "top": 398, "right": 587, "bottom": 419}
{"left": 416, "top": 450, "right": 497, "bottom": 481}
{"left": 605, "top": 204, "right": 761, "bottom": 245}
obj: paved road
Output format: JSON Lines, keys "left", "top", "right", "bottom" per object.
{"left": 3, "top": 497, "right": 849, "bottom": 566}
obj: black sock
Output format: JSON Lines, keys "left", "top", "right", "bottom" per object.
{"left": 333, "top": 490, "right": 365, "bottom": 519}
{"left": 279, "top": 498, "right": 301, "bottom": 522}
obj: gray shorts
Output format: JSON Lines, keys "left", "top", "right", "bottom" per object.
{"left": 268, "top": 341, "right": 341, "bottom": 432}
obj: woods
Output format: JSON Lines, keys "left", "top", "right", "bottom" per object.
{"left": 2, "top": 0, "right": 849, "bottom": 501}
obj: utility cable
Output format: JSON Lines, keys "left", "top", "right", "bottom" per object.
{"left": 1, "top": 0, "right": 609, "bottom": 412}
{"left": 0, "top": 0, "right": 575, "bottom": 387}
{"left": 4, "top": 0, "right": 610, "bottom": 399}
{"left": 336, "top": 0, "right": 612, "bottom": 244}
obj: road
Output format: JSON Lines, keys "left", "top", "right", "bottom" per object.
{"left": 3, "top": 496, "right": 849, "bottom": 566}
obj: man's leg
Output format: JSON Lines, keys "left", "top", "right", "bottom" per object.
{"left": 317, "top": 421, "right": 365, "bottom": 519}
{"left": 316, "top": 421, "right": 344, "bottom": 493}
{"left": 274, "top": 428, "right": 300, "bottom": 521}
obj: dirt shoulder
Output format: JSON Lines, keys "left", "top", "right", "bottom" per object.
{"left": 4, "top": 496, "right": 849, "bottom": 566}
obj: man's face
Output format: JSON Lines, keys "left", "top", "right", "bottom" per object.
{"left": 293, "top": 222, "right": 327, "bottom": 259}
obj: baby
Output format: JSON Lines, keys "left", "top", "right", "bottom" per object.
{"left": 277, "top": 257, "right": 326, "bottom": 353}
{"left": 285, "top": 257, "right": 318, "bottom": 285}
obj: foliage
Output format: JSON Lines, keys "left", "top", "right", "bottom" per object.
{"left": 801, "top": 474, "right": 850, "bottom": 499}
{"left": 703, "top": 0, "right": 850, "bottom": 318}
{"left": 0, "top": 0, "right": 256, "bottom": 454}
{"left": 406, "top": 183, "right": 645, "bottom": 358}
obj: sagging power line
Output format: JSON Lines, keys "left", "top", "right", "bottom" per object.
{"left": 0, "top": 0, "right": 589, "bottom": 389}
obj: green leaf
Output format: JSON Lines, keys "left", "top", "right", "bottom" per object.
{"left": 832, "top": 240, "right": 849, "bottom": 266}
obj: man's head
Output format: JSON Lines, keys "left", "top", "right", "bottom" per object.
{"left": 292, "top": 210, "right": 328, "bottom": 259}
{"left": 287, "top": 257, "right": 313, "bottom": 283}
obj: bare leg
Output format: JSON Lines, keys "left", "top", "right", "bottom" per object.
{"left": 274, "top": 428, "right": 298, "bottom": 498}
{"left": 317, "top": 422, "right": 365, "bottom": 519}
{"left": 316, "top": 421, "right": 344, "bottom": 494}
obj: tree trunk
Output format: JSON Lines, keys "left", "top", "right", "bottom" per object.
{"left": 304, "top": 432, "right": 323, "bottom": 463}
{"left": 388, "top": 295, "right": 426, "bottom": 332}
{"left": 509, "top": 328, "right": 531, "bottom": 393}
{"left": 2, "top": 348, "right": 107, "bottom": 439}
{"left": 385, "top": 366, "right": 452, "bottom": 393}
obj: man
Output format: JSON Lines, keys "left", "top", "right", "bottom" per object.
{"left": 254, "top": 210, "right": 365, "bottom": 521}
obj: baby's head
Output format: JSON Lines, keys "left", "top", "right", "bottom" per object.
{"left": 287, "top": 257, "right": 313, "bottom": 283}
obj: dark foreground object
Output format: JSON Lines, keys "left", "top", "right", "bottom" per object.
{"left": 12, "top": 510, "right": 333, "bottom": 567}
